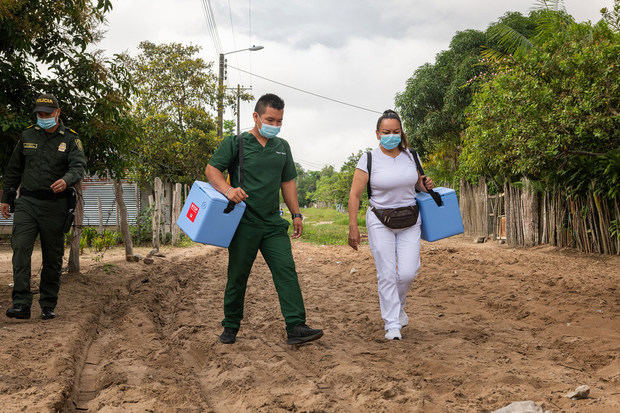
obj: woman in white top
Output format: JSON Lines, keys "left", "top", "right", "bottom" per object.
{"left": 348, "top": 110, "right": 434, "bottom": 340}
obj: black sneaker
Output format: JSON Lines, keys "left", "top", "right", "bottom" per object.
{"left": 6, "top": 304, "right": 31, "bottom": 320}
{"left": 286, "top": 324, "right": 324, "bottom": 345}
{"left": 219, "top": 327, "right": 239, "bottom": 344}
{"left": 41, "top": 307, "right": 56, "bottom": 320}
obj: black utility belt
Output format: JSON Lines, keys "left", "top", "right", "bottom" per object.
{"left": 21, "top": 188, "right": 71, "bottom": 200}
{"left": 371, "top": 205, "right": 419, "bottom": 229}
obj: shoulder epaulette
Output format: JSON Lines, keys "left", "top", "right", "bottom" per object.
{"left": 26, "top": 125, "right": 34, "bottom": 129}
{"left": 69, "top": 128, "right": 78, "bottom": 135}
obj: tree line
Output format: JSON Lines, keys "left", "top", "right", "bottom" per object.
{"left": 0, "top": 1, "right": 248, "bottom": 189}
{"left": 0, "top": 1, "right": 251, "bottom": 270}
{"left": 1, "top": 1, "right": 618, "bottom": 255}
{"left": 295, "top": 2, "right": 619, "bottom": 254}
{"left": 396, "top": 2, "right": 619, "bottom": 202}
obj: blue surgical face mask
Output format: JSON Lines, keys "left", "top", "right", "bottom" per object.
{"left": 259, "top": 120, "right": 280, "bottom": 139}
{"left": 37, "top": 116, "right": 57, "bottom": 130}
{"left": 380, "top": 134, "right": 401, "bottom": 150}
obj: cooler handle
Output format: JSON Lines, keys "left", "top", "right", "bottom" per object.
{"left": 223, "top": 201, "right": 236, "bottom": 214}
{"left": 412, "top": 149, "right": 443, "bottom": 208}
{"left": 423, "top": 177, "right": 443, "bottom": 207}
{"left": 223, "top": 134, "right": 245, "bottom": 215}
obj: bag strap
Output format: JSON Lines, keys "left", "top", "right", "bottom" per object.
{"left": 224, "top": 135, "right": 244, "bottom": 214}
{"left": 409, "top": 149, "right": 443, "bottom": 207}
{"left": 237, "top": 134, "right": 245, "bottom": 187}
{"left": 366, "top": 151, "right": 372, "bottom": 198}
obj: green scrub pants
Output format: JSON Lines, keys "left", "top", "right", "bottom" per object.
{"left": 11, "top": 196, "right": 67, "bottom": 309}
{"left": 222, "top": 222, "right": 306, "bottom": 332}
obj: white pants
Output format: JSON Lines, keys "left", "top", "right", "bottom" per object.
{"left": 366, "top": 208, "right": 422, "bottom": 330}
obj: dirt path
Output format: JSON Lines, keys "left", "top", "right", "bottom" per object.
{"left": 0, "top": 237, "right": 618, "bottom": 412}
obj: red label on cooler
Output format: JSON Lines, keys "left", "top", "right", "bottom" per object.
{"left": 187, "top": 202, "right": 199, "bottom": 222}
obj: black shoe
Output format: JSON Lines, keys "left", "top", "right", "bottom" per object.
{"left": 6, "top": 304, "right": 31, "bottom": 320}
{"left": 219, "top": 327, "right": 239, "bottom": 344}
{"left": 41, "top": 307, "right": 56, "bottom": 320}
{"left": 286, "top": 324, "right": 324, "bottom": 345}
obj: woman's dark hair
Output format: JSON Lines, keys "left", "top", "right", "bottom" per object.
{"left": 376, "top": 109, "right": 408, "bottom": 153}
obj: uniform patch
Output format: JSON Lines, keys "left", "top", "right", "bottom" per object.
{"left": 23, "top": 142, "right": 38, "bottom": 149}
{"left": 58, "top": 142, "right": 67, "bottom": 152}
{"left": 75, "top": 139, "right": 83, "bottom": 151}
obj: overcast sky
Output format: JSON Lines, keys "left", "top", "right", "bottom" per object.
{"left": 99, "top": 0, "right": 611, "bottom": 170}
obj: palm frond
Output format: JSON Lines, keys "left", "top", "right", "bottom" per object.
{"left": 480, "top": 46, "right": 509, "bottom": 62}
{"left": 533, "top": 8, "right": 574, "bottom": 43}
{"left": 530, "top": 0, "right": 566, "bottom": 12}
{"left": 487, "top": 23, "right": 534, "bottom": 58}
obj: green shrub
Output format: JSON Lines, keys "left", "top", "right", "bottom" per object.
{"left": 131, "top": 206, "right": 154, "bottom": 245}
{"left": 285, "top": 207, "right": 367, "bottom": 245}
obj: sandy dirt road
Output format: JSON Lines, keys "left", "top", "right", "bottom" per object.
{"left": 0, "top": 236, "right": 618, "bottom": 412}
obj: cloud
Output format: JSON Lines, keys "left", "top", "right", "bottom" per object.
{"left": 99, "top": 0, "right": 613, "bottom": 169}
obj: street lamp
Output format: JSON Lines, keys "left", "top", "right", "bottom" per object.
{"left": 218, "top": 45, "right": 264, "bottom": 139}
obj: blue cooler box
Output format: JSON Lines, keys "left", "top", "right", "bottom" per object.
{"left": 177, "top": 181, "right": 246, "bottom": 247}
{"left": 415, "top": 187, "right": 464, "bottom": 242}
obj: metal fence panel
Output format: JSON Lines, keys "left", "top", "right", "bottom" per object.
{"left": 82, "top": 180, "right": 140, "bottom": 226}
{"left": 0, "top": 181, "right": 141, "bottom": 229}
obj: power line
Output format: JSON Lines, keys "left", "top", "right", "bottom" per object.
{"left": 207, "top": 0, "right": 223, "bottom": 52}
{"left": 248, "top": 0, "right": 253, "bottom": 87}
{"left": 227, "top": 0, "right": 237, "bottom": 48}
{"left": 228, "top": 65, "right": 382, "bottom": 114}
{"left": 204, "top": 0, "right": 222, "bottom": 54}
{"left": 199, "top": 0, "right": 212, "bottom": 53}
{"left": 201, "top": 0, "right": 215, "bottom": 53}
{"left": 200, "top": 0, "right": 221, "bottom": 55}
{"left": 227, "top": 0, "right": 239, "bottom": 84}
{"left": 297, "top": 158, "right": 326, "bottom": 169}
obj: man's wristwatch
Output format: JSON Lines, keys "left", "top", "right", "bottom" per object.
{"left": 292, "top": 213, "right": 303, "bottom": 220}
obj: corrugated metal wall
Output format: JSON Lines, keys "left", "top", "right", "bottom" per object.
{"left": 0, "top": 180, "right": 142, "bottom": 228}
{"left": 82, "top": 180, "right": 141, "bottom": 226}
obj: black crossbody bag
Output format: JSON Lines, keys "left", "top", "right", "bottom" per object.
{"left": 366, "top": 149, "right": 441, "bottom": 229}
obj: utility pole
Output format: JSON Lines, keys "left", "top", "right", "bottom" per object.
{"left": 217, "top": 46, "right": 263, "bottom": 139}
{"left": 228, "top": 84, "right": 252, "bottom": 135}
{"left": 237, "top": 84, "right": 241, "bottom": 136}
{"left": 217, "top": 53, "right": 225, "bottom": 139}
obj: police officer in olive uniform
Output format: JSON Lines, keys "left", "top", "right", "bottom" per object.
{"left": 1, "top": 94, "right": 86, "bottom": 320}
{"left": 206, "top": 93, "right": 323, "bottom": 345}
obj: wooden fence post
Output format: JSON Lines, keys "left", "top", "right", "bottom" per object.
{"left": 521, "top": 177, "right": 539, "bottom": 247}
{"left": 68, "top": 180, "right": 83, "bottom": 274}
{"left": 97, "top": 196, "right": 103, "bottom": 234}
{"left": 114, "top": 180, "right": 135, "bottom": 260}
{"left": 163, "top": 181, "right": 172, "bottom": 237}
{"left": 171, "top": 183, "right": 182, "bottom": 244}
{"left": 152, "top": 177, "right": 163, "bottom": 252}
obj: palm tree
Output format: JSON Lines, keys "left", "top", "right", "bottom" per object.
{"left": 482, "top": 0, "right": 572, "bottom": 60}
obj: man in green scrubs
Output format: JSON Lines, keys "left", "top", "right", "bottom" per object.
{"left": 206, "top": 93, "right": 323, "bottom": 345}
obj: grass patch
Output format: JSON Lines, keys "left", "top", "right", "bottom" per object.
{"left": 284, "top": 207, "right": 367, "bottom": 245}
